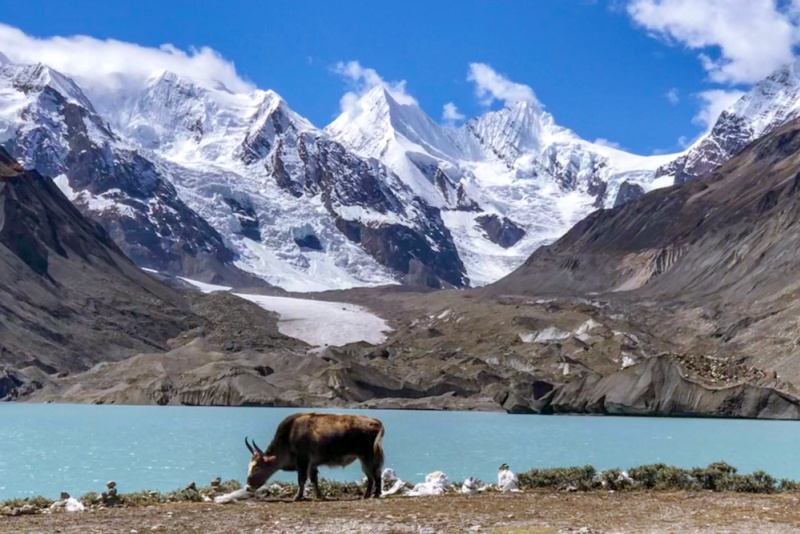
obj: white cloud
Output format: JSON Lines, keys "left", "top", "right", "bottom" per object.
{"left": 693, "top": 89, "right": 746, "bottom": 130}
{"left": 441, "top": 102, "right": 465, "bottom": 124}
{"left": 665, "top": 87, "right": 680, "bottom": 105}
{"left": 627, "top": 0, "right": 799, "bottom": 84}
{"left": 466, "top": 63, "right": 540, "bottom": 108}
{"left": 332, "top": 60, "right": 417, "bottom": 117}
{"left": 0, "top": 23, "right": 253, "bottom": 102}
{"left": 593, "top": 138, "right": 623, "bottom": 149}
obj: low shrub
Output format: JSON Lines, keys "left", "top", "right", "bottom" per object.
{"left": 729, "top": 470, "right": 777, "bottom": 494}
{"left": 517, "top": 465, "right": 597, "bottom": 491}
{"left": 595, "top": 468, "right": 635, "bottom": 491}
{"left": 79, "top": 491, "right": 100, "bottom": 505}
{"left": 258, "top": 479, "right": 366, "bottom": 499}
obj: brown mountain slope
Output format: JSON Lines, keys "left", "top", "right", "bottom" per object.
{"left": 491, "top": 118, "right": 800, "bottom": 303}
{"left": 0, "top": 147, "right": 204, "bottom": 378}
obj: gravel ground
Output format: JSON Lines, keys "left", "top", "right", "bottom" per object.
{"left": 4, "top": 491, "right": 800, "bottom": 533}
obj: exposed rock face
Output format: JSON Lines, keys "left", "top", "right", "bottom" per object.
{"left": 223, "top": 197, "right": 261, "bottom": 241}
{"left": 612, "top": 181, "right": 645, "bottom": 208}
{"left": 656, "top": 111, "right": 754, "bottom": 185}
{"left": 475, "top": 214, "right": 526, "bottom": 248}
{"left": 656, "top": 60, "right": 800, "bottom": 185}
{"left": 262, "top": 129, "right": 468, "bottom": 287}
{"left": 493, "top": 118, "right": 800, "bottom": 299}
{"left": 550, "top": 357, "right": 800, "bottom": 419}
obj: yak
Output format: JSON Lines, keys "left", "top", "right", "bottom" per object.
{"left": 245, "top": 412, "right": 385, "bottom": 500}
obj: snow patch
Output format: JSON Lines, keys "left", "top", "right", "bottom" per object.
{"left": 178, "top": 277, "right": 232, "bottom": 293}
{"left": 235, "top": 294, "right": 391, "bottom": 347}
{"left": 179, "top": 277, "right": 392, "bottom": 347}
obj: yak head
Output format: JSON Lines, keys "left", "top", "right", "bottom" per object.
{"left": 244, "top": 437, "right": 278, "bottom": 491}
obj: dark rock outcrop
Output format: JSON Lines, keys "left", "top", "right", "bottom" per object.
{"left": 612, "top": 181, "right": 645, "bottom": 208}
{"left": 475, "top": 214, "right": 526, "bottom": 248}
{"left": 262, "top": 130, "right": 469, "bottom": 288}
{"left": 291, "top": 225, "right": 322, "bottom": 251}
{"left": 550, "top": 357, "right": 800, "bottom": 419}
{"left": 222, "top": 197, "right": 261, "bottom": 241}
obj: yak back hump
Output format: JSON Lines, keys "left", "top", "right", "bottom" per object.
{"left": 287, "top": 413, "right": 382, "bottom": 463}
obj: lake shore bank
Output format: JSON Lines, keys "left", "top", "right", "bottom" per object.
{"left": 4, "top": 463, "right": 800, "bottom": 532}
{"left": 4, "top": 491, "right": 800, "bottom": 533}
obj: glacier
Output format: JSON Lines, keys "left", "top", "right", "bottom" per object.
{"left": 7, "top": 52, "right": 797, "bottom": 290}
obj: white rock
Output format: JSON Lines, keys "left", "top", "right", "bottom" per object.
{"left": 213, "top": 488, "right": 250, "bottom": 504}
{"left": 461, "top": 477, "right": 481, "bottom": 494}
{"left": 382, "top": 479, "right": 406, "bottom": 497}
{"left": 381, "top": 468, "right": 398, "bottom": 483}
{"left": 64, "top": 497, "right": 85, "bottom": 512}
{"left": 498, "top": 466, "right": 520, "bottom": 492}
{"left": 406, "top": 471, "right": 453, "bottom": 496}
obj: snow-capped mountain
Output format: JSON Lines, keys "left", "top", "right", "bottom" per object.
{"left": 327, "top": 86, "right": 674, "bottom": 283}
{"left": 0, "top": 60, "right": 468, "bottom": 290}
{"left": 0, "top": 62, "right": 259, "bottom": 286}
{"left": 657, "top": 59, "right": 800, "bottom": 185}
{"left": 15, "top": 52, "right": 800, "bottom": 291}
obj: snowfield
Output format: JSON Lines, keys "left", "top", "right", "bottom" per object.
{"left": 179, "top": 277, "right": 392, "bottom": 347}
{"left": 238, "top": 294, "right": 391, "bottom": 347}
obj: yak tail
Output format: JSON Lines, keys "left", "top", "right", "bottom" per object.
{"left": 373, "top": 424, "right": 385, "bottom": 470}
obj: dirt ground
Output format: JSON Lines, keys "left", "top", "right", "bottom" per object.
{"left": 4, "top": 491, "right": 800, "bottom": 534}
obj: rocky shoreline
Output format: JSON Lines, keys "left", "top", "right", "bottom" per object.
{"left": 3, "top": 461, "right": 796, "bottom": 517}
{"left": 4, "top": 463, "right": 800, "bottom": 533}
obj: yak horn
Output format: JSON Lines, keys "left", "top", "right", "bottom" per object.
{"left": 245, "top": 437, "right": 254, "bottom": 454}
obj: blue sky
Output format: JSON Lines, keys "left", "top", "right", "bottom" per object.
{"left": 2, "top": 0, "right": 799, "bottom": 155}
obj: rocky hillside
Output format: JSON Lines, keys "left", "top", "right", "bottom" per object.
{"left": 0, "top": 147, "right": 305, "bottom": 399}
{"left": 12, "top": 114, "right": 800, "bottom": 418}
{"left": 0, "top": 147, "right": 193, "bottom": 386}
{"left": 475, "top": 117, "right": 800, "bottom": 416}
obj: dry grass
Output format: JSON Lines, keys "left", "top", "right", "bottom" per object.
{"left": 3, "top": 490, "right": 800, "bottom": 533}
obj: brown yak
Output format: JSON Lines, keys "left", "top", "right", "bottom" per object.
{"left": 245, "top": 412, "right": 385, "bottom": 500}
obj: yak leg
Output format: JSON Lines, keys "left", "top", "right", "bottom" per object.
{"left": 370, "top": 464, "right": 382, "bottom": 498}
{"left": 309, "top": 466, "right": 325, "bottom": 500}
{"left": 294, "top": 458, "right": 309, "bottom": 501}
{"left": 360, "top": 459, "right": 374, "bottom": 499}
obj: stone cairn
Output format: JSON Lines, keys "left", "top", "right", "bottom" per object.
{"left": 102, "top": 480, "right": 119, "bottom": 506}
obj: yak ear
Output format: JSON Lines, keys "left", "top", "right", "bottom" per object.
{"left": 263, "top": 455, "right": 277, "bottom": 465}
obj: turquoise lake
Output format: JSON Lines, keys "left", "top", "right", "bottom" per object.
{"left": 2, "top": 404, "right": 799, "bottom": 500}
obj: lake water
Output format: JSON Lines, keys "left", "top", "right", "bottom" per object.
{"left": 2, "top": 404, "right": 800, "bottom": 500}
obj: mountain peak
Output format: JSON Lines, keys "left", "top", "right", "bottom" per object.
{"left": 0, "top": 62, "right": 95, "bottom": 111}
{"left": 327, "top": 83, "right": 466, "bottom": 164}
{"left": 466, "top": 99, "right": 556, "bottom": 161}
